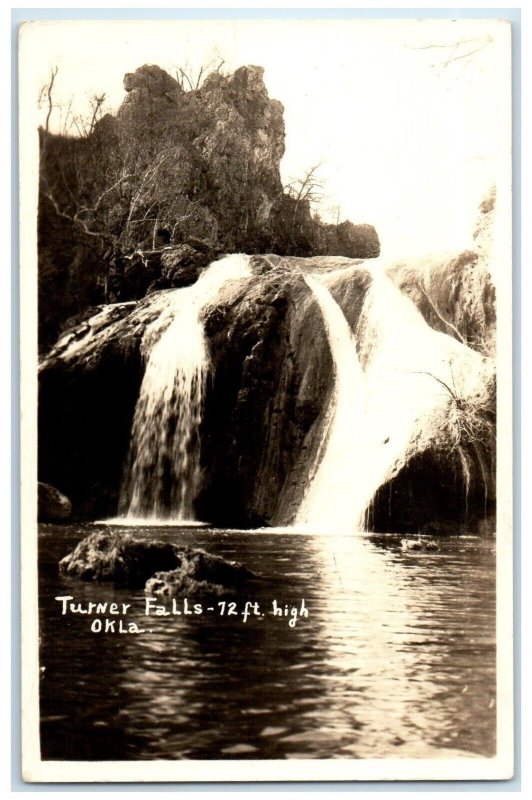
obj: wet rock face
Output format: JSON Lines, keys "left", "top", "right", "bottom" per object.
{"left": 197, "top": 261, "right": 372, "bottom": 527}
{"left": 38, "top": 253, "right": 496, "bottom": 533}
{"left": 198, "top": 271, "right": 321, "bottom": 527}
{"left": 147, "top": 244, "right": 217, "bottom": 293}
{"left": 60, "top": 531, "right": 253, "bottom": 593}
{"left": 388, "top": 251, "right": 496, "bottom": 357}
{"left": 369, "top": 445, "right": 495, "bottom": 534}
{"left": 38, "top": 482, "right": 72, "bottom": 522}
{"left": 38, "top": 318, "right": 144, "bottom": 520}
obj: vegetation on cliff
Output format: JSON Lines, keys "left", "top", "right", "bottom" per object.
{"left": 38, "top": 63, "right": 379, "bottom": 349}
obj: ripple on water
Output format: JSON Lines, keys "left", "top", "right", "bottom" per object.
{"left": 38, "top": 523, "right": 496, "bottom": 760}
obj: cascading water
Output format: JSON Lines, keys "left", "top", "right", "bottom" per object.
{"left": 296, "top": 276, "right": 368, "bottom": 532}
{"left": 297, "top": 268, "right": 483, "bottom": 533}
{"left": 119, "top": 254, "right": 251, "bottom": 522}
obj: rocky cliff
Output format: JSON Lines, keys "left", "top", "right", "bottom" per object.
{"left": 387, "top": 188, "right": 497, "bottom": 358}
{"left": 39, "top": 194, "right": 497, "bottom": 532}
{"left": 38, "top": 63, "right": 379, "bottom": 350}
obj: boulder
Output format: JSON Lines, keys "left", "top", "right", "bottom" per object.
{"left": 59, "top": 531, "right": 253, "bottom": 592}
{"left": 122, "top": 64, "right": 182, "bottom": 100}
{"left": 145, "top": 549, "right": 254, "bottom": 598}
{"left": 38, "top": 482, "right": 72, "bottom": 522}
{"left": 318, "top": 221, "right": 381, "bottom": 260}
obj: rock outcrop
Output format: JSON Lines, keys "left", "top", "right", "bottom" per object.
{"left": 38, "top": 482, "right": 72, "bottom": 522}
{"left": 387, "top": 191, "right": 497, "bottom": 358}
{"left": 38, "top": 63, "right": 379, "bottom": 349}
{"left": 59, "top": 531, "right": 253, "bottom": 593}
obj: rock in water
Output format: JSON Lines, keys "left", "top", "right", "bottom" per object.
{"left": 145, "top": 550, "right": 253, "bottom": 598}
{"left": 38, "top": 482, "right": 72, "bottom": 521}
{"left": 59, "top": 531, "right": 253, "bottom": 592}
{"left": 400, "top": 537, "right": 439, "bottom": 553}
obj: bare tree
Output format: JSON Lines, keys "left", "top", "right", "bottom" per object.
{"left": 174, "top": 57, "right": 226, "bottom": 91}
{"left": 38, "top": 65, "right": 58, "bottom": 133}
{"left": 284, "top": 163, "right": 324, "bottom": 246}
{"left": 70, "top": 93, "right": 108, "bottom": 138}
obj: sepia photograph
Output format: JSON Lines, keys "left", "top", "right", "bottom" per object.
{"left": 19, "top": 15, "right": 513, "bottom": 782}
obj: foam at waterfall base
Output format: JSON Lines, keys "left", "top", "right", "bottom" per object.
{"left": 95, "top": 517, "right": 209, "bottom": 528}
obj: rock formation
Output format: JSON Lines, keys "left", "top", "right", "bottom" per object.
{"left": 387, "top": 189, "right": 497, "bottom": 358}
{"left": 38, "top": 482, "right": 72, "bottom": 522}
{"left": 59, "top": 530, "right": 253, "bottom": 592}
{"left": 38, "top": 63, "right": 379, "bottom": 349}
{"left": 39, "top": 210, "right": 497, "bottom": 533}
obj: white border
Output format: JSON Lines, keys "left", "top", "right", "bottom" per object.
{"left": 18, "top": 13, "right": 515, "bottom": 785}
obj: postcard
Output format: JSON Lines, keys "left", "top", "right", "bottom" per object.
{"left": 19, "top": 17, "right": 513, "bottom": 782}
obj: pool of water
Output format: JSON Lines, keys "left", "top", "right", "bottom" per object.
{"left": 38, "top": 523, "right": 496, "bottom": 761}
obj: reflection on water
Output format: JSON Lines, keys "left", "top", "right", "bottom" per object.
{"left": 39, "top": 524, "right": 496, "bottom": 760}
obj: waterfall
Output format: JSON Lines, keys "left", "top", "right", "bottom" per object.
{"left": 297, "top": 269, "right": 473, "bottom": 533}
{"left": 296, "top": 276, "right": 368, "bottom": 532}
{"left": 119, "top": 254, "right": 251, "bottom": 522}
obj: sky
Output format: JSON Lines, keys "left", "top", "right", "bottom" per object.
{"left": 21, "top": 18, "right": 511, "bottom": 259}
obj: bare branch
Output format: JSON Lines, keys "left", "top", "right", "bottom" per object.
{"left": 43, "top": 66, "right": 58, "bottom": 133}
{"left": 195, "top": 66, "right": 205, "bottom": 90}
{"left": 88, "top": 93, "right": 107, "bottom": 136}
{"left": 42, "top": 188, "right": 116, "bottom": 243}
{"left": 78, "top": 172, "right": 136, "bottom": 217}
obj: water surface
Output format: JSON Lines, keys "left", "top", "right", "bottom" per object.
{"left": 39, "top": 523, "right": 496, "bottom": 761}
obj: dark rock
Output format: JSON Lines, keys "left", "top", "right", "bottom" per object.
{"left": 149, "top": 244, "right": 216, "bottom": 291}
{"left": 419, "top": 520, "right": 466, "bottom": 536}
{"left": 59, "top": 531, "right": 253, "bottom": 592}
{"left": 60, "top": 531, "right": 180, "bottom": 586}
{"left": 318, "top": 221, "right": 380, "bottom": 259}
{"left": 38, "top": 482, "right": 72, "bottom": 521}
{"left": 368, "top": 441, "right": 495, "bottom": 535}
{"left": 198, "top": 266, "right": 338, "bottom": 526}
{"left": 145, "top": 549, "right": 254, "bottom": 598}
{"left": 38, "top": 304, "right": 145, "bottom": 520}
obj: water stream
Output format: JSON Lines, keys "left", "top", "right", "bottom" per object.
{"left": 296, "top": 276, "right": 368, "bottom": 531}
{"left": 119, "top": 254, "right": 251, "bottom": 521}
{"left": 297, "top": 270, "right": 485, "bottom": 532}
